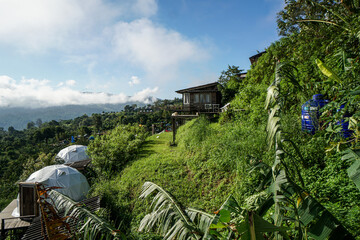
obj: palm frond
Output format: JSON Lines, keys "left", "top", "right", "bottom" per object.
{"left": 265, "top": 85, "right": 279, "bottom": 109}
{"left": 266, "top": 114, "right": 281, "bottom": 149}
{"left": 298, "top": 19, "right": 349, "bottom": 31}
{"left": 48, "top": 190, "right": 121, "bottom": 239}
{"left": 304, "top": 0, "right": 352, "bottom": 28}
{"left": 342, "top": 149, "right": 360, "bottom": 190}
{"left": 139, "top": 181, "right": 201, "bottom": 239}
{"left": 186, "top": 207, "right": 214, "bottom": 235}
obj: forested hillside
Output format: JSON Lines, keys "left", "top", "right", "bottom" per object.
{"left": 1, "top": 1, "right": 360, "bottom": 239}
{"left": 0, "top": 99, "right": 179, "bottom": 211}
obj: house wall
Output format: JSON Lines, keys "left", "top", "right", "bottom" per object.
{"left": 182, "top": 92, "right": 220, "bottom": 112}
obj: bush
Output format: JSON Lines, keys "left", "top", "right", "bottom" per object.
{"left": 87, "top": 124, "right": 149, "bottom": 179}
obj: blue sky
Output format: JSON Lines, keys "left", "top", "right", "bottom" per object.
{"left": 0, "top": 0, "right": 284, "bottom": 108}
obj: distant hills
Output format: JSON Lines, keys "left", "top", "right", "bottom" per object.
{"left": 0, "top": 102, "right": 146, "bottom": 130}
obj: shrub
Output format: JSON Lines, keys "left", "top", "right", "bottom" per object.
{"left": 87, "top": 124, "right": 148, "bottom": 179}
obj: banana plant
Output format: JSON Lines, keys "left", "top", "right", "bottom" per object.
{"left": 263, "top": 62, "right": 355, "bottom": 240}
{"left": 139, "top": 181, "right": 214, "bottom": 240}
{"left": 139, "top": 180, "right": 292, "bottom": 239}
{"left": 207, "top": 195, "right": 289, "bottom": 240}
{"left": 342, "top": 148, "right": 360, "bottom": 190}
{"left": 48, "top": 190, "right": 123, "bottom": 240}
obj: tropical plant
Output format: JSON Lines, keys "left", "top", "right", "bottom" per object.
{"left": 342, "top": 149, "right": 360, "bottom": 190}
{"left": 261, "top": 62, "right": 355, "bottom": 239}
{"left": 138, "top": 181, "right": 214, "bottom": 240}
{"left": 48, "top": 190, "right": 123, "bottom": 239}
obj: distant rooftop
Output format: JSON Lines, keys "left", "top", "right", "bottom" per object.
{"left": 249, "top": 51, "right": 266, "bottom": 65}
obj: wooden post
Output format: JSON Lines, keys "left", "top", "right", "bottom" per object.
{"left": 152, "top": 124, "right": 155, "bottom": 135}
{"left": 1, "top": 218, "right": 5, "bottom": 240}
{"left": 172, "top": 117, "right": 176, "bottom": 144}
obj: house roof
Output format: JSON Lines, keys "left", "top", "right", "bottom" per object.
{"left": 249, "top": 51, "right": 266, "bottom": 64}
{"left": 176, "top": 82, "right": 219, "bottom": 94}
{"left": 239, "top": 73, "right": 247, "bottom": 78}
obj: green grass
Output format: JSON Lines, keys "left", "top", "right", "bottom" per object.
{"left": 90, "top": 131, "right": 235, "bottom": 236}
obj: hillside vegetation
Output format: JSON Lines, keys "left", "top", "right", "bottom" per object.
{"left": 1, "top": 1, "right": 360, "bottom": 239}
{"left": 84, "top": 1, "right": 360, "bottom": 239}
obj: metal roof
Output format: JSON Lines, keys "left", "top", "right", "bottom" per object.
{"left": 175, "top": 82, "right": 219, "bottom": 94}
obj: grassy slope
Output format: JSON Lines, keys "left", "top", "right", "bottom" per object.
{"left": 91, "top": 131, "right": 235, "bottom": 235}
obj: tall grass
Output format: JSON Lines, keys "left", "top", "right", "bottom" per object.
{"left": 176, "top": 117, "right": 270, "bottom": 173}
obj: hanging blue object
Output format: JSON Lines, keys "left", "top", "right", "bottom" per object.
{"left": 301, "top": 94, "right": 329, "bottom": 134}
{"left": 71, "top": 136, "right": 75, "bottom": 143}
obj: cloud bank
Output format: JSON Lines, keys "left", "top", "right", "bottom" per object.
{"left": 0, "top": 76, "right": 158, "bottom": 108}
{"left": 0, "top": 0, "right": 208, "bottom": 79}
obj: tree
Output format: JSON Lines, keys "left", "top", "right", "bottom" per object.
{"left": 27, "top": 121, "right": 36, "bottom": 129}
{"left": 7, "top": 126, "right": 16, "bottom": 135}
{"left": 41, "top": 127, "right": 55, "bottom": 143}
{"left": 277, "top": 0, "right": 341, "bottom": 36}
{"left": 217, "top": 65, "right": 244, "bottom": 105}
{"left": 55, "top": 126, "right": 65, "bottom": 140}
{"left": 36, "top": 118, "right": 43, "bottom": 127}
{"left": 124, "top": 105, "right": 131, "bottom": 112}
{"left": 93, "top": 114, "right": 102, "bottom": 133}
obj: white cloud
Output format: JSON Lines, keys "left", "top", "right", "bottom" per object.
{"left": 0, "top": 75, "right": 158, "bottom": 108}
{"left": 129, "top": 76, "right": 141, "bottom": 86}
{"left": 66, "top": 80, "right": 77, "bottom": 86}
{"left": 0, "top": 0, "right": 160, "bottom": 52}
{"left": 109, "top": 18, "right": 209, "bottom": 81}
{"left": 130, "top": 87, "right": 158, "bottom": 103}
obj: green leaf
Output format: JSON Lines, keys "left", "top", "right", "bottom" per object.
{"left": 315, "top": 59, "right": 342, "bottom": 84}
{"left": 219, "top": 209, "right": 231, "bottom": 223}
{"left": 308, "top": 211, "right": 338, "bottom": 240}
{"left": 209, "top": 222, "right": 228, "bottom": 229}
{"left": 342, "top": 149, "right": 360, "bottom": 191}
{"left": 297, "top": 196, "right": 324, "bottom": 226}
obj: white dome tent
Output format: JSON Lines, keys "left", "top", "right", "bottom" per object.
{"left": 56, "top": 145, "right": 90, "bottom": 164}
{"left": 12, "top": 165, "right": 90, "bottom": 217}
{"left": 25, "top": 165, "right": 90, "bottom": 201}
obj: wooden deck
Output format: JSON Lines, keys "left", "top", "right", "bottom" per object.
{"left": 0, "top": 199, "right": 32, "bottom": 239}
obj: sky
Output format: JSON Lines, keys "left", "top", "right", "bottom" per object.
{"left": 0, "top": 0, "right": 284, "bottom": 108}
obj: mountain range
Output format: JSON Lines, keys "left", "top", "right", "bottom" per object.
{"left": 0, "top": 102, "right": 145, "bottom": 130}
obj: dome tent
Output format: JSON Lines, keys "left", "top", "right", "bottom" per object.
{"left": 12, "top": 165, "right": 90, "bottom": 217}
{"left": 56, "top": 145, "right": 90, "bottom": 164}
{"left": 25, "top": 165, "right": 90, "bottom": 201}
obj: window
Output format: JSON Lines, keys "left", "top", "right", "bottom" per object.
{"left": 194, "top": 94, "right": 199, "bottom": 103}
{"left": 183, "top": 93, "right": 190, "bottom": 104}
{"left": 205, "top": 93, "right": 211, "bottom": 103}
{"left": 200, "top": 93, "right": 211, "bottom": 103}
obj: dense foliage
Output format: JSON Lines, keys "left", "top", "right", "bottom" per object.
{"left": 88, "top": 124, "right": 149, "bottom": 179}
